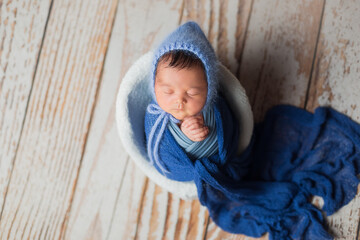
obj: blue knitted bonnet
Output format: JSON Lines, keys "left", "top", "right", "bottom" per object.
{"left": 150, "top": 21, "right": 219, "bottom": 111}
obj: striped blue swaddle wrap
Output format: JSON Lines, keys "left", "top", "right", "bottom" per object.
{"left": 168, "top": 107, "right": 218, "bottom": 160}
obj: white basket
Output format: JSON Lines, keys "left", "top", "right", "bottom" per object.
{"left": 116, "top": 52, "right": 253, "bottom": 200}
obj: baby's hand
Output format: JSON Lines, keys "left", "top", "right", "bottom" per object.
{"left": 180, "top": 115, "right": 209, "bottom": 142}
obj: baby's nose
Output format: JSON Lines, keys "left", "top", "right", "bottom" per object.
{"left": 176, "top": 98, "right": 186, "bottom": 109}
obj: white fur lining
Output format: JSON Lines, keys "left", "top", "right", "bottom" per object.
{"left": 116, "top": 52, "right": 253, "bottom": 200}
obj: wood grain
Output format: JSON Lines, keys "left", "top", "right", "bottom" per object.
{"left": 239, "top": 0, "right": 324, "bottom": 122}
{"left": 0, "top": 0, "right": 117, "bottom": 238}
{"left": 0, "top": 0, "right": 51, "bottom": 212}
{"left": 133, "top": 182, "right": 209, "bottom": 240}
{"left": 106, "top": 158, "right": 149, "bottom": 240}
{"left": 306, "top": 1, "right": 360, "bottom": 239}
{"left": 182, "top": 0, "right": 252, "bottom": 75}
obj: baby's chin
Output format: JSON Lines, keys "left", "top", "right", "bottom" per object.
{"left": 169, "top": 110, "right": 200, "bottom": 121}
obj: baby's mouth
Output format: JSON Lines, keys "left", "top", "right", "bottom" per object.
{"left": 172, "top": 106, "right": 184, "bottom": 111}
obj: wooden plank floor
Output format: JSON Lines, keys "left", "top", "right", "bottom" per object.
{"left": 0, "top": 0, "right": 359, "bottom": 239}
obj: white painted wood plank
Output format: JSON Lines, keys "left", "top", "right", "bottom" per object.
{"left": 239, "top": 0, "right": 324, "bottom": 122}
{"left": 136, "top": 183, "right": 208, "bottom": 240}
{"left": 0, "top": 0, "right": 117, "bottom": 238}
{"left": 61, "top": 0, "right": 130, "bottom": 237}
{"left": 306, "top": 1, "right": 360, "bottom": 239}
{"left": 182, "top": 0, "right": 248, "bottom": 75}
{"left": 107, "top": 160, "right": 149, "bottom": 240}
{"left": 307, "top": 0, "right": 360, "bottom": 121}
{"left": 0, "top": 0, "right": 51, "bottom": 211}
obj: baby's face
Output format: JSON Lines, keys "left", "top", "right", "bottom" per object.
{"left": 154, "top": 61, "right": 207, "bottom": 121}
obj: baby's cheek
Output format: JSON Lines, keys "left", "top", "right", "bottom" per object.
{"left": 156, "top": 92, "right": 171, "bottom": 110}
{"left": 190, "top": 99, "right": 205, "bottom": 114}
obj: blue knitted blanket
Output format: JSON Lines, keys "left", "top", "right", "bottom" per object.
{"left": 144, "top": 21, "right": 360, "bottom": 239}
{"left": 145, "top": 96, "right": 360, "bottom": 239}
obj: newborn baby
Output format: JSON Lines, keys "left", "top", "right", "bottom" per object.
{"left": 144, "top": 21, "right": 240, "bottom": 179}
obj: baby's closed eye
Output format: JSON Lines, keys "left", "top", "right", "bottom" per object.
{"left": 187, "top": 90, "right": 201, "bottom": 96}
{"left": 162, "top": 88, "right": 174, "bottom": 94}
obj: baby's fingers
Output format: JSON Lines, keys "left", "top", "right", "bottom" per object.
{"left": 182, "top": 117, "right": 198, "bottom": 127}
{"left": 182, "top": 115, "right": 204, "bottom": 127}
{"left": 189, "top": 127, "right": 209, "bottom": 142}
{"left": 182, "top": 119, "right": 203, "bottom": 130}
